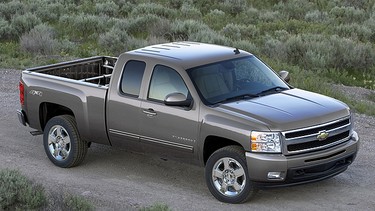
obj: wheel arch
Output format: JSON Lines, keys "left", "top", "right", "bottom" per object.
{"left": 39, "top": 102, "right": 75, "bottom": 131}
{"left": 203, "top": 136, "right": 243, "bottom": 165}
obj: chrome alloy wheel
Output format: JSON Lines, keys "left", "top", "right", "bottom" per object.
{"left": 47, "top": 125, "right": 71, "bottom": 161}
{"left": 212, "top": 157, "right": 246, "bottom": 197}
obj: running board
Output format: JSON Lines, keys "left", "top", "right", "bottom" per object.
{"left": 30, "top": 131, "right": 43, "bottom": 136}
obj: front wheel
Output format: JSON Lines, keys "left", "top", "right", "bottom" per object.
{"left": 205, "top": 145, "right": 255, "bottom": 203}
{"left": 43, "top": 115, "right": 87, "bottom": 168}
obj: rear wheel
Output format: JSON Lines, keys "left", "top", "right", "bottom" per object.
{"left": 43, "top": 115, "right": 87, "bottom": 168}
{"left": 205, "top": 145, "right": 255, "bottom": 203}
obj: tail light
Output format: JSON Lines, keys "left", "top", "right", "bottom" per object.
{"left": 19, "top": 81, "right": 24, "bottom": 106}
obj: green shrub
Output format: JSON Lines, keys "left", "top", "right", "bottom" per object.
{"left": 334, "top": 23, "right": 373, "bottom": 42}
{"left": 32, "top": 2, "right": 65, "bottom": 23}
{"left": 263, "top": 38, "right": 287, "bottom": 61}
{"left": 20, "top": 24, "right": 59, "bottom": 55}
{"left": 11, "top": 13, "right": 41, "bottom": 37}
{"left": 221, "top": 23, "right": 241, "bottom": 40}
{"left": 259, "top": 11, "right": 283, "bottom": 22}
{"left": 203, "top": 9, "right": 227, "bottom": 30}
{"left": 329, "top": 6, "right": 367, "bottom": 23}
{"left": 232, "top": 40, "right": 259, "bottom": 55}
{"left": 64, "top": 194, "right": 94, "bottom": 211}
{"left": 95, "top": 1, "right": 119, "bottom": 17}
{"left": 274, "top": 0, "right": 316, "bottom": 20}
{"left": 123, "top": 14, "right": 168, "bottom": 37}
{"left": 180, "top": 3, "right": 202, "bottom": 19}
{"left": 0, "top": 0, "right": 25, "bottom": 21}
{"left": 236, "top": 7, "right": 259, "bottom": 25}
{"left": 189, "top": 29, "right": 230, "bottom": 46}
{"left": 220, "top": 0, "right": 247, "bottom": 16}
{"left": 170, "top": 19, "right": 211, "bottom": 41}
{"left": 130, "top": 3, "right": 177, "bottom": 19}
{"left": 305, "top": 10, "right": 329, "bottom": 23}
{"left": 59, "top": 13, "right": 107, "bottom": 39}
{"left": 98, "top": 27, "right": 146, "bottom": 55}
{"left": 0, "top": 169, "right": 46, "bottom": 210}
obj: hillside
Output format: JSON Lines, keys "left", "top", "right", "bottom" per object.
{"left": 0, "top": 0, "right": 374, "bottom": 114}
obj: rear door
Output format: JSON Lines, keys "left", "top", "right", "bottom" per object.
{"left": 139, "top": 65, "right": 199, "bottom": 161}
{"left": 106, "top": 60, "right": 146, "bottom": 150}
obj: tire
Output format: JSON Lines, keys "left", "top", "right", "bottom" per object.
{"left": 43, "top": 115, "right": 87, "bottom": 168}
{"left": 205, "top": 145, "right": 255, "bottom": 203}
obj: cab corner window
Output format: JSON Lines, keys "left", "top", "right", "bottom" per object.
{"left": 148, "top": 65, "right": 188, "bottom": 102}
{"left": 120, "top": 60, "right": 146, "bottom": 97}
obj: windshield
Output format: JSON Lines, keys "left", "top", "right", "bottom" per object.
{"left": 187, "top": 56, "right": 289, "bottom": 105}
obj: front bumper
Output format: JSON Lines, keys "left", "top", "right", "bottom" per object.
{"left": 246, "top": 131, "right": 359, "bottom": 188}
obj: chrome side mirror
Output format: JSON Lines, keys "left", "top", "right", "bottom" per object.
{"left": 279, "top": 70, "right": 290, "bottom": 83}
{"left": 164, "top": 92, "right": 193, "bottom": 108}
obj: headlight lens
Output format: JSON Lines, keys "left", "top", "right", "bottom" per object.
{"left": 251, "top": 131, "right": 281, "bottom": 153}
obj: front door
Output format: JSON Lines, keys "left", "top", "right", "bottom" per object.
{"left": 139, "top": 65, "right": 199, "bottom": 162}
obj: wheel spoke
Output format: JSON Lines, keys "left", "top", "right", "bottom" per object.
{"left": 233, "top": 167, "right": 245, "bottom": 178}
{"left": 220, "top": 182, "right": 228, "bottom": 194}
{"left": 222, "top": 158, "right": 231, "bottom": 170}
{"left": 213, "top": 169, "right": 223, "bottom": 179}
{"left": 63, "top": 136, "right": 71, "bottom": 145}
{"left": 49, "top": 134, "right": 57, "bottom": 143}
{"left": 232, "top": 181, "right": 242, "bottom": 192}
{"left": 53, "top": 148, "right": 60, "bottom": 158}
{"left": 61, "top": 149, "right": 69, "bottom": 159}
{"left": 56, "top": 126, "right": 63, "bottom": 137}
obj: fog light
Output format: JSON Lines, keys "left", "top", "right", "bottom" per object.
{"left": 268, "top": 172, "right": 283, "bottom": 179}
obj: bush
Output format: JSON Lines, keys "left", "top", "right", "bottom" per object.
{"left": 232, "top": 40, "right": 259, "bottom": 55}
{"left": 95, "top": 1, "right": 119, "bottom": 17}
{"left": 10, "top": 13, "right": 41, "bottom": 37}
{"left": 20, "top": 24, "right": 59, "bottom": 55}
{"left": 221, "top": 23, "right": 241, "bottom": 40}
{"left": 0, "top": 169, "right": 46, "bottom": 210}
{"left": 170, "top": 19, "right": 211, "bottom": 41}
{"left": 203, "top": 9, "right": 227, "bottom": 30}
{"left": 329, "top": 6, "right": 367, "bottom": 23}
{"left": 220, "top": 0, "right": 247, "bottom": 16}
{"left": 59, "top": 14, "right": 107, "bottom": 39}
{"left": 99, "top": 27, "right": 146, "bottom": 55}
{"left": 130, "top": 3, "right": 177, "bottom": 19}
{"left": 0, "top": 0, "right": 25, "bottom": 21}
{"left": 274, "top": 0, "right": 316, "bottom": 20}
{"left": 33, "top": 2, "right": 65, "bottom": 23}
{"left": 180, "top": 3, "right": 202, "bottom": 19}
{"left": 189, "top": 29, "right": 230, "bottom": 46}
{"left": 334, "top": 23, "right": 373, "bottom": 42}
{"left": 304, "top": 10, "right": 329, "bottom": 23}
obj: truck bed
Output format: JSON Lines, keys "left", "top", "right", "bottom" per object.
{"left": 25, "top": 56, "right": 117, "bottom": 86}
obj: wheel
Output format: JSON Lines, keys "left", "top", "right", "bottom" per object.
{"left": 43, "top": 115, "right": 87, "bottom": 168}
{"left": 205, "top": 145, "right": 255, "bottom": 203}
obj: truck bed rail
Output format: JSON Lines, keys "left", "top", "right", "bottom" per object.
{"left": 25, "top": 56, "right": 117, "bottom": 86}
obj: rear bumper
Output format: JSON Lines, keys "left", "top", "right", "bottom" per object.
{"left": 17, "top": 109, "right": 27, "bottom": 126}
{"left": 246, "top": 131, "right": 359, "bottom": 188}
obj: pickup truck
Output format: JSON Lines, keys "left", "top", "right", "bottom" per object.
{"left": 18, "top": 42, "right": 359, "bottom": 203}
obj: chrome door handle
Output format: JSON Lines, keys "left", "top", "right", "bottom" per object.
{"left": 142, "top": 108, "right": 157, "bottom": 117}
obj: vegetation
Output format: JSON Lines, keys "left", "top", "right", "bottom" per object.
{"left": 0, "top": 169, "right": 93, "bottom": 210}
{"left": 0, "top": 0, "right": 374, "bottom": 114}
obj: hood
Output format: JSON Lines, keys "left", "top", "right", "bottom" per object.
{"left": 217, "top": 88, "right": 350, "bottom": 131}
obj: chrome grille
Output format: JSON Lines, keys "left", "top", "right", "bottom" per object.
{"left": 283, "top": 117, "right": 351, "bottom": 155}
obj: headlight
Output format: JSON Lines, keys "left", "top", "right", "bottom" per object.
{"left": 251, "top": 131, "right": 281, "bottom": 153}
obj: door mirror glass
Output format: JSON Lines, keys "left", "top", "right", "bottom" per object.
{"left": 279, "top": 70, "right": 290, "bottom": 83}
{"left": 164, "top": 92, "right": 192, "bottom": 108}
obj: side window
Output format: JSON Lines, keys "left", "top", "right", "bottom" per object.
{"left": 120, "top": 60, "right": 146, "bottom": 97}
{"left": 148, "top": 65, "right": 188, "bottom": 101}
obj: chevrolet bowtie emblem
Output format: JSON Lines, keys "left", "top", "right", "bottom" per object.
{"left": 317, "top": 130, "right": 329, "bottom": 141}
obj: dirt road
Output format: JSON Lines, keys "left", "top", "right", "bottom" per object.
{"left": 1, "top": 69, "right": 374, "bottom": 210}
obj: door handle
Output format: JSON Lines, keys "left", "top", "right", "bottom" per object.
{"left": 142, "top": 108, "right": 157, "bottom": 117}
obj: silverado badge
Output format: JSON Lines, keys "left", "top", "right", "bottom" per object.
{"left": 317, "top": 130, "right": 329, "bottom": 141}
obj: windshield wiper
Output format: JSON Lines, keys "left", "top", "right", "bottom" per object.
{"left": 256, "top": 86, "right": 289, "bottom": 96}
{"left": 216, "top": 93, "right": 259, "bottom": 104}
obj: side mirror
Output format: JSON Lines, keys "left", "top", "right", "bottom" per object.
{"left": 279, "top": 70, "right": 290, "bottom": 83}
{"left": 164, "top": 92, "right": 193, "bottom": 108}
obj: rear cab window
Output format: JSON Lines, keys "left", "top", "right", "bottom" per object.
{"left": 120, "top": 60, "right": 146, "bottom": 97}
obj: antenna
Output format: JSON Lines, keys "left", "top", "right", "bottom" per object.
{"left": 234, "top": 48, "right": 240, "bottom": 55}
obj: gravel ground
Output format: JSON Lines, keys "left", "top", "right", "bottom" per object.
{"left": 0, "top": 68, "right": 374, "bottom": 210}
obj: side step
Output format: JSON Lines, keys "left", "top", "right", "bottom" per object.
{"left": 30, "top": 131, "right": 43, "bottom": 136}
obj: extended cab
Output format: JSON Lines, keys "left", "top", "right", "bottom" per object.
{"left": 18, "top": 42, "right": 359, "bottom": 203}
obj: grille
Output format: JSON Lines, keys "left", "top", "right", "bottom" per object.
{"left": 283, "top": 118, "right": 351, "bottom": 155}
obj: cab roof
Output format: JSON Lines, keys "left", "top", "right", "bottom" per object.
{"left": 127, "top": 41, "right": 252, "bottom": 69}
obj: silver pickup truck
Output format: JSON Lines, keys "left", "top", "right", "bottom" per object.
{"left": 18, "top": 42, "right": 359, "bottom": 203}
